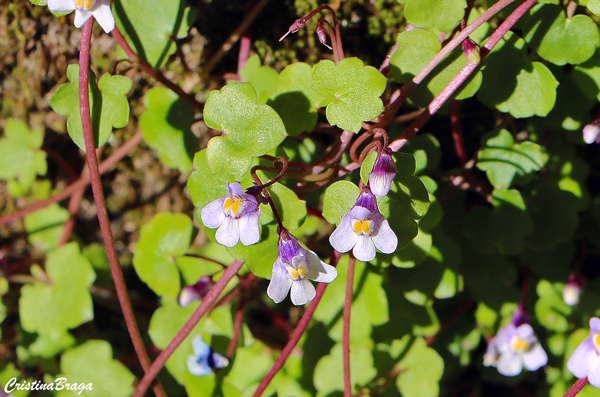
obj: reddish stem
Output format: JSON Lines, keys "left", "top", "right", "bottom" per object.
{"left": 133, "top": 260, "right": 245, "bottom": 397}
{"left": 227, "top": 302, "right": 245, "bottom": 357}
{"left": 238, "top": 29, "right": 252, "bottom": 73}
{"left": 57, "top": 163, "right": 89, "bottom": 246}
{"left": 78, "top": 20, "right": 165, "bottom": 397}
{"left": 563, "top": 378, "right": 589, "bottom": 397}
{"left": 343, "top": 256, "right": 356, "bottom": 397}
{"left": 252, "top": 251, "right": 342, "bottom": 397}
{"left": 390, "top": 0, "right": 538, "bottom": 152}
{"left": 0, "top": 131, "right": 143, "bottom": 227}
{"left": 450, "top": 100, "right": 467, "bottom": 166}
{"left": 111, "top": 27, "right": 203, "bottom": 112}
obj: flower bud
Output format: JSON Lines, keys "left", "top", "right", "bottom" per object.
{"left": 583, "top": 121, "right": 600, "bottom": 144}
{"left": 563, "top": 274, "right": 585, "bottom": 306}
{"left": 179, "top": 276, "right": 213, "bottom": 307}
{"left": 279, "top": 17, "right": 307, "bottom": 41}
{"left": 462, "top": 38, "right": 481, "bottom": 65}
{"left": 368, "top": 148, "right": 396, "bottom": 197}
{"left": 317, "top": 19, "right": 332, "bottom": 49}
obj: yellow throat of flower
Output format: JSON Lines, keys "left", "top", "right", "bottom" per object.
{"left": 75, "top": 0, "right": 93, "bottom": 8}
{"left": 511, "top": 336, "right": 530, "bottom": 352}
{"left": 352, "top": 219, "right": 372, "bottom": 235}
{"left": 223, "top": 197, "right": 242, "bottom": 216}
{"left": 288, "top": 264, "right": 307, "bottom": 280}
{"left": 593, "top": 332, "right": 600, "bottom": 351}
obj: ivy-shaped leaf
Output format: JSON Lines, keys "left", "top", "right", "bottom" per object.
{"left": 0, "top": 119, "right": 47, "bottom": 197}
{"left": 399, "top": 0, "right": 467, "bottom": 32}
{"left": 587, "top": 0, "right": 600, "bottom": 16}
{"left": 312, "top": 57, "right": 386, "bottom": 133}
{"left": 57, "top": 340, "right": 136, "bottom": 397}
{"left": 50, "top": 64, "right": 132, "bottom": 150}
{"left": 268, "top": 62, "right": 325, "bottom": 136}
{"left": 477, "top": 32, "right": 558, "bottom": 118}
{"left": 394, "top": 336, "right": 445, "bottom": 397}
{"left": 19, "top": 243, "right": 96, "bottom": 339}
{"left": 239, "top": 54, "right": 279, "bottom": 103}
{"left": 523, "top": 4, "right": 600, "bottom": 66}
{"left": 114, "top": 0, "right": 196, "bottom": 69}
{"left": 573, "top": 50, "right": 600, "bottom": 102}
{"left": 535, "top": 280, "right": 572, "bottom": 332}
{"left": 203, "top": 83, "right": 287, "bottom": 176}
{"left": 476, "top": 129, "right": 549, "bottom": 189}
{"left": 24, "top": 203, "right": 70, "bottom": 253}
{"left": 140, "top": 87, "right": 197, "bottom": 173}
{"left": 133, "top": 212, "right": 193, "bottom": 298}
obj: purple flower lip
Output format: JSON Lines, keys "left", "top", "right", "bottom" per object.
{"left": 368, "top": 149, "right": 396, "bottom": 197}
{"left": 179, "top": 276, "right": 213, "bottom": 307}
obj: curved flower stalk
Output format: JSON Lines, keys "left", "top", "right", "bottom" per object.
{"left": 329, "top": 187, "right": 398, "bottom": 262}
{"left": 48, "top": 0, "right": 115, "bottom": 33}
{"left": 187, "top": 336, "right": 229, "bottom": 377}
{"left": 201, "top": 182, "right": 261, "bottom": 248}
{"left": 368, "top": 148, "right": 396, "bottom": 197}
{"left": 568, "top": 317, "right": 600, "bottom": 387}
{"left": 267, "top": 229, "right": 337, "bottom": 305}
{"left": 484, "top": 308, "right": 548, "bottom": 376}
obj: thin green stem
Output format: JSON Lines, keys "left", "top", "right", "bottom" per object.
{"left": 133, "top": 260, "right": 245, "bottom": 397}
{"left": 343, "top": 256, "right": 356, "bottom": 397}
{"left": 78, "top": 20, "right": 165, "bottom": 397}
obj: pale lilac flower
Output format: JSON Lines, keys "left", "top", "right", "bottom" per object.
{"left": 484, "top": 308, "right": 548, "bottom": 376}
{"left": 583, "top": 121, "right": 600, "bottom": 144}
{"left": 187, "top": 335, "right": 229, "bottom": 376}
{"left": 568, "top": 317, "right": 600, "bottom": 387}
{"left": 201, "top": 182, "right": 261, "bottom": 248}
{"left": 368, "top": 148, "right": 396, "bottom": 197}
{"left": 48, "top": 0, "right": 115, "bottom": 33}
{"left": 267, "top": 229, "right": 337, "bottom": 305}
{"left": 329, "top": 187, "right": 398, "bottom": 262}
{"left": 179, "top": 276, "right": 213, "bottom": 307}
{"left": 563, "top": 274, "right": 585, "bottom": 307}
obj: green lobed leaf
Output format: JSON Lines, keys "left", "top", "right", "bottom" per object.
{"left": 588, "top": 0, "right": 600, "bottom": 16}
{"left": 27, "top": 331, "right": 76, "bottom": 359}
{"left": 399, "top": 0, "right": 467, "bottom": 32}
{"left": 523, "top": 4, "right": 600, "bottom": 66}
{"left": 535, "top": 280, "right": 572, "bottom": 332}
{"left": 573, "top": 50, "right": 600, "bottom": 101}
{"left": 132, "top": 212, "right": 193, "bottom": 298}
{"left": 476, "top": 129, "right": 549, "bottom": 189}
{"left": 140, "top": 87, "right": 197, "bottom": 173}
{"left": 542, "top": 70, "right": 595, "bottom": 131}
{"left": 57, "top": 340, "right": 135, "bottom": 397}
{"left": 239, "top": 54, "right": 279, "bottom": 103}
{"left": 322, "top": 180, "right": 360, "bottom": 225}
{"left": 227, "top": 223, "right": 279, "bottom": 279}
{"left": 311, "top": 57, "right": 386, "bottom": 133}
{"left": 477, "top": 32, "right": 559, "bottom": 118}
{"left": 394, "top": 336, "right": 444, "bottom": 397}
{"left": 268, "top": 62, "right": 326, "bottom": 136}
{"left": 113, "top": 0, "right": 195, "bottom": 68}
{"left": 0, "top": 119, "right": 47, "bottom": 196}
{"left": 49, "top": 64, "right": 132, "bottom": 150}
{"left": 203, "top": 83, "right": 287, "bottom": 176}
{"left": 24, "top": 203, "right": 70, "bottom": 253}
{"left": 19, "top": 243, "right": 96, "bottom": 338}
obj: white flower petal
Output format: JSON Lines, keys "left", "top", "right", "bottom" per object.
{"left": 329, "top": 213, "right": 357, "bottom": 253}
{"left": 191, "top": 335, "right": 210, "bottom": 358}
{"left": 267, "top": 261, "right": 293, "bottom": 303}
{"left": 496, "top": 351, "right": 523, "bottom": 376}
{"left": 515, "top": 323, "right": 534, "bottom": 339}
{"left": 91, "top": 4, "right": 114, "bottom": 33}
{"left": 74, "top": 9, "right": 92, "bottom": 28}
{"left": 201, "top": 197, "right": 226, "bottom": 228}
{"left": 187, "top": 354, "right": 212, "bottom": 376}
{"left": 215, "top": 217, "right": 240, "bottom": 247}
{"left": 522, "top": 343, "right": 547, "bottom": 371}
{"left": 238, "top": 209, "right": 261, "bottom": 246}
{"left": 352, "top": 235, "right": 376, "bottom": 262}
{"left": 568, "top": 337, "right": 595, "bottom": 378}
{"left": 48, "top": 0, "right": 76, "bottom": 12}
{"left": 587, "top": 353, "right": 600, "bottom": 388}
{"left": 590, "top": 317, "right": 600, "bottom": 332}
{"left": 290, "top": 279, "right": 316, "bottom": 305}
{"left": 307, "top": 251, "right": 337, "bottom": 283}
{"left": 372, "top": 219, "right": 398, "bottom": 254}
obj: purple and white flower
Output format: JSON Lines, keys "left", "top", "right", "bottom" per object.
{"left": 484, "top": 313, "right": 548, "bottom": 376}
{"left": 187, "top": 335, "right": 229, "bottom": 376}
{"left": 567, "top": 317, "right": 600, "bottom": 387}
{"left": 583, "top": 121, "right": 600, "bottom": 144}
{"left": 48, "top": 0, "right": 115, "bottom": 33}
{"left": 267, "top": 230, "right": 337, "bottom": 306}
{"left": 329, "top": 187, "right": 398, "bottom": 262}
{"left": 563, "top": 274, "right": 585, "bottom": 307}
{"left": 368, "top": 148, "right": 396, "bottom": 197}
{"left": 201, "top": 182, "right": 261, "bottom": 248}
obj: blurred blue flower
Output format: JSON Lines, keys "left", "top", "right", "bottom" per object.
{"left": 201, "top": 182, "right": 261, "bottom": 248}
{"left": 329, "top": 187, "right": 397, "bottom": 262}
{"left": 568, "top": 317, "right": 600, "bottom": 387}
{"left": 48, "top": 0, "right": 115, "bottom": 33}
{"left": 368, "top": 148, "right": 396, "bottom": 197}
{"left": 187, "top": 336, "right": 229, "bottom": 377}
{"left": 267, "top": 229, "right": 337, "bottom": 305}
{"left": 484, "top": 321, "right": 548, "bottom": 376}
